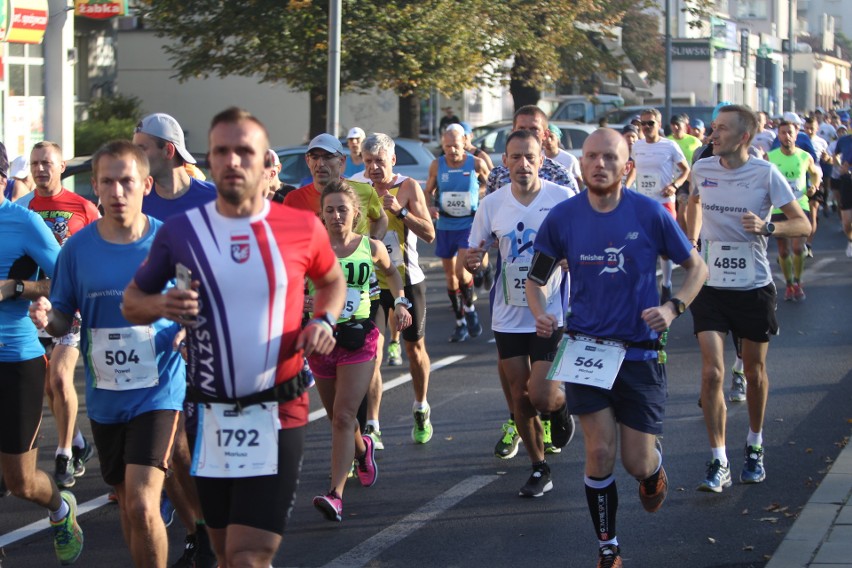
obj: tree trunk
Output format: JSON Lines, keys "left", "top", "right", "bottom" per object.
{"left": 398, "top": 93, "right": 420, "bottom": 139}
{"left": 309, "top": 87, "right": 327, "bottom": 139}
{"left": 510, "top": 57, "right": 541, "bottom": 111}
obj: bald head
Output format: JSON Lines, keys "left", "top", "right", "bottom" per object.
{"left": 580, "top": 128, "right": 631, "bottom": 195}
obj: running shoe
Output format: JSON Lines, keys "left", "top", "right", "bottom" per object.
{"left": 784, "top": 284, "right": 795, "bottom": 301}
{"left": 52, "top": 491, "right": 83, "bottom": 565}
{"left": 194, "top": 524, "right": 217, "bottom": 568}
{"left": 313, "top": 491, "right": 343, "bottom": 522}
{"left": 107, "top": 490, "right": 118, "bottom": 504}
{"left": 363, "top": 424, "right": 384, "bottom": 450}
{"left": 160, "top": 490, "right": 176, "bottom": 528}
{"left": 741, "top": 445, "right": 766, "bottom": 484}
{"left": 465, "top": 310, "right": 483, "bottom": 338}
{"left": 697, "top": 459, "right": 732, "bottom": 493}
{"left": 793, "top": 283, "right": 806, "bottom": 301}
{"left": 549, "top": 403, "right": 575, "bottom": 449}
{"left": 660, "top": 285, "right": 672, "bottom": 304}
{"left": 729, "top": 369, "right": 747, "bottom": 402}
{"left": 356, "top": 435, "right": 378, "bottom": 487}
{"left": 494, "top": 420, "right": 521, "bottom": 459}
{"left": 449, "top": 323, "right": 469, "bottom": 343}
{"left": 54, "top": 455, "right": 76, "bottom": 489}
{"left": 170, "top": 533, "right": 197, "bottom": 568}
{"left": 542, "top": 419, "right": 561, "bottom": 455}
{"left": 519, "top": 463, "right": 553, "bottom": 498}
{"left": 639, "top": 464, "right": 668, "bottom": 513}
{"left": 412, "top": 406, "right": 433, "bottom": 444}
{"left": 71, "top": 438, "right": 94, "bottom": 478}
{"left": 847, "top": 241, "right": 852, "bottom": 258}
{"left": 597, "top": 544, "right": 623, "bottom": 568}
{"left": 804, "top": 243, "right": 813, "bottom": 258}
{"left": 387, "top": 340, "right": 403, "bottom": 366}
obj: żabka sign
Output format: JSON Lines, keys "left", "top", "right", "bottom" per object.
{"left": 75, "top": 0, "right": 127, "bottom": 19}
{"left": 5, "top": 0, "right": 48, "bottom": 44}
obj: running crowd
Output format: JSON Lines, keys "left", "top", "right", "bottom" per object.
{"left": 0, "top": 99, "right": 847, "bottom": 568}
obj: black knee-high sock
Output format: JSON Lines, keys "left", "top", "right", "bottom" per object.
{"left": 459, "top": 281, "right": 475, "bottom": 307}
{"left": 447, "top": 289, "right": 464, "bottom": 320}
{"left": 585, "top": 475, "right": 618, "bottom": 543}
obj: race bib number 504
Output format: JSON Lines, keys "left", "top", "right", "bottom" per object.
{"left": 89, "top": 326, "right": 158, "bottom": 391}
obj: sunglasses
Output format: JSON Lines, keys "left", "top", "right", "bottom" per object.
{"left": 640, "top": 121, "right": 657, "bottom": 127}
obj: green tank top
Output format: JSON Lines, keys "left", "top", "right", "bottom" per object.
{"left": 768, "top": 148, "right": 811, "bottom": 213}
{"left": 338, "top": 235, "right": 373, "bottom": 322}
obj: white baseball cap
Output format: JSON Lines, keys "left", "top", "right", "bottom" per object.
{"left": 347, "top": 127, "right": 365, "bottom": 140}
{"left": 135, "top": 113, "right": 196, "bottom": 164}
{"left": 10, "top": 156, "right": 29, "bottom": 179}
{"left": 782, "top": 111, "right": 803, "bottom": 126}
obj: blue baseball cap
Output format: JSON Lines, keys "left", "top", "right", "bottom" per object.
{"left": 690, "top": 118, "right": 705, "bottom": 129}
{"left": 459, "top": 121, "right": 473, "bottom": 135}
{"left": 712, "top": 101, "right": 733, "bottom": 121}
{"left": 840, "top": 111, "right": 850, "bottom": 123}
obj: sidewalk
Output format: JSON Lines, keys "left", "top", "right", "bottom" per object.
{"left": 766, "top": 430, "right": 852, "bottom": 567}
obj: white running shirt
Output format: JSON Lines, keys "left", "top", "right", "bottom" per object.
{"left": 631, "top": 138, "right": 685, "bottom": 204}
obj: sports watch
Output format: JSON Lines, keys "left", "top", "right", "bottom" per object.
{"left": 668, "top": 297, "right": 686, "bottom": 317}
{"left": 394, "top": 296, "right": 412, "bottom": 309}
{"left": 12, "top": 280, "right": 24, "bottom": 299}
{"left": 764, "top": 222, "right": 776, "bottom": 236}
{"left": 396, "top": 207, "right": 409, "bottom": 219}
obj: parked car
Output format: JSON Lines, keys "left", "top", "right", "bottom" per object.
{"left": 276, "top": 137, "right": 434, "bottom": 188}
{"left": 603, "top": 105, "right": 716, "bottom": 134}
{"left": 471, "top": 120, "right": 598, "bottom": 164}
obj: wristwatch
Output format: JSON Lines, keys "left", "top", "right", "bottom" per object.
{"left": 314, "top": 312, "right": 336, "bottom": 329}
{"left": 764, "top": 222, "right": 776, "bottom": 236}
{"left": 394, "top": 296, "right": 412, "bottom": 309}
{"left": 396, "top": 207, "right": 409, "bottom": 220}
{"left": 12, "top": 280, "right": 24, "bottom": 299}
{"left": 668, "top": 297, "right": 686, "bottom": 317}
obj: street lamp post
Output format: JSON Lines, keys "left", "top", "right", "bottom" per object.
{"left": 665, "top": 0, "right": 672, "bottom": 124}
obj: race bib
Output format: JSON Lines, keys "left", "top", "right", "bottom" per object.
{"left": 340, "top": 287, "right": 362, "bottom": 320}
{"left": 547, "top": 334, "right": 626, "bottom": 390}
{"left": 191, "top": 402, "right": 280, "bottom": 478}
{"left": 440, "top": 191, "right": 472, "bottom": 216}
{"left": 382, "top": 231, "right": 403, "bottom": 267}
{"left": 705, "top": 241, "right": 756, "bottom": 288}
{"left": 89, "top": 326, "right": 158, "bottom": 391}
{"left": 637, "top": 173, "right": 661, "bottom": 198}
{"left": 502, "top": 262, "right": 530, "bottom": 306}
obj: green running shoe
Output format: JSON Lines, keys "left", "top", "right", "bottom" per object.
{"left": 52, "top": 491, "right": 83, "bottom": 565}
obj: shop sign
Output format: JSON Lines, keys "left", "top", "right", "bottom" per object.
{"left": 75, "top": 0, "right": 127, "bottom": 19}
{"left": 5, "top": 0, "right": 49, "bottom": 44}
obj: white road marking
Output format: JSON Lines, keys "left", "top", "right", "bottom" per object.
{"left": 321, "top": 475, "right": 500, "bottom": 568}
{"left": 0, "top": 355, "right": 468, "bottom": 549}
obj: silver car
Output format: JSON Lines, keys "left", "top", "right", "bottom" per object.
{"left": 471, "top": 120, "right": 598, "bottom": 164}
{"left": 275, "top": 137, "right": 435, "bottom": 188}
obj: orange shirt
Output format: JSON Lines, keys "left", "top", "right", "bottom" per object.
{"left": 29, "top": 188, "right": 100, "bottom": 246}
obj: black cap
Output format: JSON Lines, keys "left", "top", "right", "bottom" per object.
{"left": 670, "top": 113, "right": 689, "bottom": 125}
{"left": 621, "top": 124, "right": 639, "bottom": 135}
{"left": 0, "top": 141, "right": 8, "bottom": 178}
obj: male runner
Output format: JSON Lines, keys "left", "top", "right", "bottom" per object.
{"left": 31, "top": 140, "right": 185, "bottom": 567}
{"left": 123, "top": 107, "right": 346, "bottom": 567}
{"left": 688, "top": 105, "right": 810, "bottom": 492}
{"left": 29, "top": 141, "right": 100, "bottom": 488}
{"left": 528, "top": 128, "right": 706, "bottom": 567}
{"left": 0, "top": 141, "right": 83, "bottom": 565}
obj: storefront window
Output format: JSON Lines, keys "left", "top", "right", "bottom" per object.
{"left": 9, "top": 65, "right": 25, "bottom": 96}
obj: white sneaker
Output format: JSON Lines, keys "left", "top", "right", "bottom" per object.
{"left": 846, "top": 241, "right": 852, "bottom": 258}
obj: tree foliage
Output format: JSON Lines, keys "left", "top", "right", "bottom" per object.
{"left": 622, "top": 8, "right": 665, "bottom": 85}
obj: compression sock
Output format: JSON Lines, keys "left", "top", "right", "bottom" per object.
{"left": 779, "top": 255, "right": 793, "bottom": 283}
{"left": 793, "top": 252, "right": 805, "bottom": 282}
{"left": 447, "top": 289, "right": 464, "bottom": 320}
{"left": 585, "top": 474, "right": 618, "bottom": 543}
{"left": 459, "top": 281, "right": 475, "bottom": 307}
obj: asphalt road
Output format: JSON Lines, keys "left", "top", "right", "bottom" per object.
{"left": 1, "top": 221, "right": 850, "bottom": 568}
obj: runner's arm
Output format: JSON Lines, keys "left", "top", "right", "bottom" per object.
{"left": 369, "top": 194, "right": 388, "bottom": 240}
{"left": 123, "top": 279, "right": 199, "bottom": 326}
{"left": 398, "top": 179, "right": 435, "bottom": 243}
{"left": 641, "top": 250, "right": 707, "bottom": 331}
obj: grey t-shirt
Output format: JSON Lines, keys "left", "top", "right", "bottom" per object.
{"left": 691, "top": 156, "right": 795, "bottom": 290}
